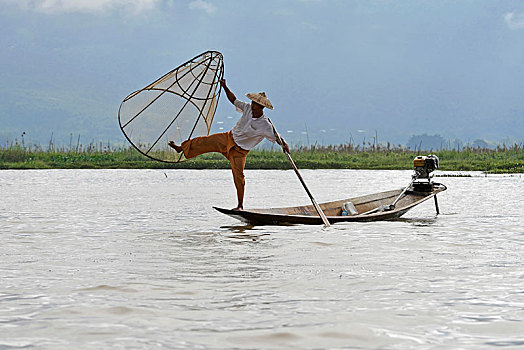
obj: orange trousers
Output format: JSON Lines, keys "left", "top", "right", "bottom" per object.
{"left": 181, "top": 131, "right": 249, "bottom": 206}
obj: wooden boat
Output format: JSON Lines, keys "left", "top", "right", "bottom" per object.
{"left": 214, "top": 182, "right": 446, "bottom": 226}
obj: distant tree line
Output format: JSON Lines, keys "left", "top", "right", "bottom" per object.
{"left": 406, "top": 134, "right": 507, "bottom": 151}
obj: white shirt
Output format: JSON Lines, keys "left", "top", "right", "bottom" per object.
{"left": 231, "top": 99, "right": 279, "bottom": 150}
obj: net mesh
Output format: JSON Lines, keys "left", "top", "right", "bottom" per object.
{"left": 118, "top": 51, "right": 224, "bottom": 162}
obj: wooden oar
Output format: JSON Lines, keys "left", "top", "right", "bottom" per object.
{"left": 268, "top": 119, "right": 330, "bottom": 227}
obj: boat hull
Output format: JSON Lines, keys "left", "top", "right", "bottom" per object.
{"left": 214, "top": 183, "right": 446, "bottom": 226}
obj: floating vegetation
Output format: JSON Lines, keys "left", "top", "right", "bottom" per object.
{"left": 435, "top": 173, "right": 473, "bottom": 178}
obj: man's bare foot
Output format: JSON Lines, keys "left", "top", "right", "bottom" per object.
{"left": 168, "top": 141, "right": 182, "bottom": 153}
{"left": 231, "top": 206, "right": 243, "bottom": 211}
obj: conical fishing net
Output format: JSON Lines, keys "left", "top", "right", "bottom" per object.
{"left": 118, "top": 50, "right": 224, "bottom": 162}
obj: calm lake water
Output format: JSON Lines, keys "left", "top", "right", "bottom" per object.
{"left": 1, "top": 169, "right": 523, "bottom": 349}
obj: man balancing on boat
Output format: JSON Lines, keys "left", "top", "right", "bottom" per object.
{"left": 168, "top": 79, "right": 290, "bottom": 211}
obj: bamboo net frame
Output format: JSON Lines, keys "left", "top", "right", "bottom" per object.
{"left": 118, "top": 50, "right": 224, "bottom": 162}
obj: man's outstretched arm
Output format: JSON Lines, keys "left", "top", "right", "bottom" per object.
{"left": 219, "top": 79, "right": 236, "bottom": 105}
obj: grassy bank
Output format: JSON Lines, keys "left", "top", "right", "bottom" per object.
{"left": 1, "top": 143, "right": 522, "bottom": 173}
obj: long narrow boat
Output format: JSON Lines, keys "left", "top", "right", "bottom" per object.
{"left": 214, "top": 182, "right": 446, "bottom": 226}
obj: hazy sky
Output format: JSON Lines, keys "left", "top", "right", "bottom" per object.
{"left": 1, "top": 0, "right": 523, "bottom": 146}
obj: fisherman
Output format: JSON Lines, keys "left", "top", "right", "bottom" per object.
{"left": 168, "top": 79, "right": 289, "bottom": 211}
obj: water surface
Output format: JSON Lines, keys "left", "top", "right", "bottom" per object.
{"left": 1, "top": 169, "right": 523, "bottom": 349}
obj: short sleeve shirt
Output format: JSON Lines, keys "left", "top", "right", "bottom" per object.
{"left": 231, "top": 99, "right": 278, "bottom": 150}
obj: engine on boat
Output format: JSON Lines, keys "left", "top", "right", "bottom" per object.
{"left": 412, "top": 155, "right": 439, "bottom": 192}
{"left": 413, "top": 154, "right": 439, "bottom": 179}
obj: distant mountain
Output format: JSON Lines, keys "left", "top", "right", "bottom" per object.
{"left": 1, "top": 1, "right": 523, "bottom": 148}
{"left": 0, "top": 86, "right": 121, "bottom": 147}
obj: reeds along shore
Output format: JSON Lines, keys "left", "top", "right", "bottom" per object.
{"left": 0, "top": 139, "right": 522, "bottom": 173}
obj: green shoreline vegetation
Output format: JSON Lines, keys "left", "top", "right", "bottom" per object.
{"left": 1, "top": 140, "right": 522, "bottom": 173}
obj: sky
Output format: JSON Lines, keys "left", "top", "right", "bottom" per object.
{"left": 1, "top": 0, "right": 523, "bottom": 147}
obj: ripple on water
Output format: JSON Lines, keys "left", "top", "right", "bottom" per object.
{"left": 0, "top": 169, "right": 522, "bottom": 349}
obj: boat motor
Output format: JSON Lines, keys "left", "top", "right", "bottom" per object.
{"left": 413, "top": 154, "right": 439, "bottom": 179}
{"left": 412, "top": 155, "right": 439, "bottom": 192}
{"left": 364, "top": 154, "right": 441, "bottom": 214}
{"left": 393, "top": 154, "right": 440, "bottom": 203}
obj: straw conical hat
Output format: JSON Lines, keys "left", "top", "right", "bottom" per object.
{"left": 246, "top": 92, "right": 273, "bottom": 110}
